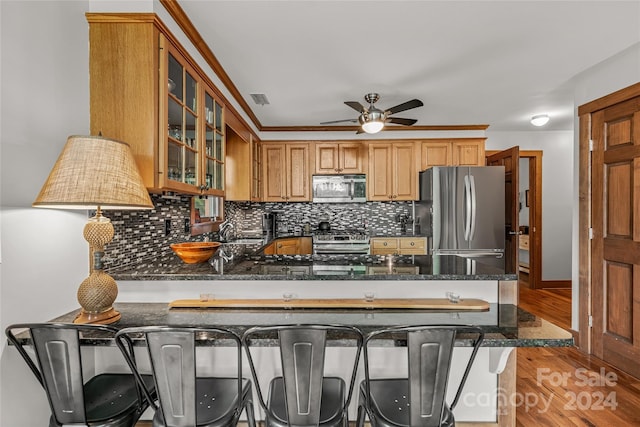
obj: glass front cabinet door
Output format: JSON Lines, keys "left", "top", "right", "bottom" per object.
{"left": 203, "top": 89, "right": 225, "bottom": 196}
{"left": 162, "top": 36, "right": 224, "bottom": 196}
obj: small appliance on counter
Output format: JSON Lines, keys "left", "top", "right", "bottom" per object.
{"left": 312, "top": 174, "right": 366, "bottom": 203}
{"left": 318, "top": 213, "right": 331, "bottom": 231}
{"left": 262, "top": 212, "right": 276, "bottom": 235}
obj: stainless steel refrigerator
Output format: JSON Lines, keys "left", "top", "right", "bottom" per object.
{"left": 415, "top": 166, "right": 505, "bottom": 257}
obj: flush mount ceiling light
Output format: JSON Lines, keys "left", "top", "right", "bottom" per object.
{"left": 530, "top": 114, "right": 550, "bottom": 126}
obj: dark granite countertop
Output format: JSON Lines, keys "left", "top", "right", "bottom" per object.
{"left": 45, "top": 303, "right": 572, "bottom": 348}
{"left": 108, "top": 250, "right": 517, "bottom": 281}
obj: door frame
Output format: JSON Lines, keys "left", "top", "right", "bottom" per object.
{"left": 486, "top": 150, "right": 543, "bottom": 288}
{"left": 577, "top": 81, "right": 640, "bottom": 353}
{"left": 520, "top": 151, "right": 543, "bottom": 289}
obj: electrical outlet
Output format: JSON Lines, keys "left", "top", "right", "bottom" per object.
{"left": 184, "top": 218, "right": 190, "bottom": 232}
{"left": 164, "top": 219, "right": 171, "bottom": 236}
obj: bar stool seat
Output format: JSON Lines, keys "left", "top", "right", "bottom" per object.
{"left": 268, "top": 377, "right": 345, "bottom": 427}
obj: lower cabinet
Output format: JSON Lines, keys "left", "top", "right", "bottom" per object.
{"left": 367, "top": 265, "right": 420, "bottom": 275}
{"left": 370, "top": 237, "right": 427, "bottom": 255}
{"left": 263, "top": 237, "right": 313, "bottom": 255}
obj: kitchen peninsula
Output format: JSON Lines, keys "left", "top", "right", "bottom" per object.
{"left": 32, "top": 238, "right": 569, "bottom": 427}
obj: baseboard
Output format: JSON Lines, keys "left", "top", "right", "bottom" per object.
{"left": 540, "top": 279, "right": 571, "bottom": 289}
{"left": 569, "top": 328, "right": 579, "bottom": 347}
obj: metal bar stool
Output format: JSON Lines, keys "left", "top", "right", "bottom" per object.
{"left": 5, "top": 322, "right": 155, "bottom": 427}
{"left": 357, "top": 325, "right": 484, "bottom": 427}
{"left": 115, "top": 326, "right": 256, "bottom": 427}
{"left": 242, "top": 324, "right": 363, "bottom": 427}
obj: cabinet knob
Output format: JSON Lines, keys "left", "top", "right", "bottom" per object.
{"left": 383, "top": 242, "right": 387, "bottom": 246}
{"left": 410, "top": 242, "right": 415, "bottom": 246}
{"left": 278, "top": 244, "right": 282, "bottom": 248}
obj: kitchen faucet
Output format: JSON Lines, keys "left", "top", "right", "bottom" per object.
{"left": 219, "top": 219, "right": 235, "bottom": 242}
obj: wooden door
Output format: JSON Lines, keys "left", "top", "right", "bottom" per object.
{"left": 262, "top": 143, "right": 286, "bottom": 201}
{"left": 393, "top": 142, "right": 417, "bottom": 200}
{"left": 487, "top": 147, "right": 520, "bottom": 274}
{"left": 591, "top": 97, "right": 640, "bottom": 377}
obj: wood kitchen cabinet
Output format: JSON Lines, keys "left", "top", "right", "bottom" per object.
{"left": 314, "top": 142, "right": 364, "bottom": 174}
{"left": 367, "top": 142, "right": 418, "bottom": 201}
{"left": 225, "top": 117, "right": 261, "bottom": 201}
{"left": 262, "top": 142, "right": 312, "bottom": 202}
{"left": 263, "top": 237, "right": 312, "bottom": 255}
{"left": 88, "top": 14, "right": 225, "bottom": 196}
{"left": 420, "top": 139, "right": 486, "bottom": 170}
{"left": 371, "top": 237, "right": 427, "bottom": 255}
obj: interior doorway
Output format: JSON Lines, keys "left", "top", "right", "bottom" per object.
{"left": 487, "top": 149, "right": 543, "bottom": 288}
{"left": 519, "top": 151, "right": 543, "bottom": 289}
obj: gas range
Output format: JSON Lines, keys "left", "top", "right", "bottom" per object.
{"left": 312, "top": 230, "right": 370, "bottom": 254}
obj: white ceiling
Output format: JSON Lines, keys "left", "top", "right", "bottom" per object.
{"left": 177, "top": 0, "right": 640, "bottom": 132}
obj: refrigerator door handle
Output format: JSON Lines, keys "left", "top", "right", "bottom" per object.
{"left": 464, "top": 175, "right": 472, "bottom": 241}
{"left": 469, "top": 174, "right": 477, "bottom": 241}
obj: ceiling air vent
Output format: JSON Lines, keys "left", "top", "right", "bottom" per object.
{"left": 250, "top": 93, "right": 270, "bottom": 106}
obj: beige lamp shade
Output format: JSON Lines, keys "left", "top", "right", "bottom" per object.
{"left": 33, "top": 135, "right": 153, "bottom": 210}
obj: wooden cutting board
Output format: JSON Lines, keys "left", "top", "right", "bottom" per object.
{"left": 169, "top": 298, "right": 489, "bottom": 310}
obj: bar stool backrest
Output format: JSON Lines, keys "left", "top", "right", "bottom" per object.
{"left": 279, "top": 328, "right": 327, "bottom": 425}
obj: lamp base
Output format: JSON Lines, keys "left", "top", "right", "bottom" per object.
{"left": 73, "top": 307, "right": 121, "bottom": 325}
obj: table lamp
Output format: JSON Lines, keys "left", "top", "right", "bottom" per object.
{"left": 33, "top": 135, "right": 154, "bottom": 324}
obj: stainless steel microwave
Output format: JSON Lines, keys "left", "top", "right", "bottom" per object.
{"left": 312, "top": 174, "right": 367, "bottom": 203}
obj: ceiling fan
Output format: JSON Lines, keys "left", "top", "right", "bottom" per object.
{"left": 321, "top": 93, "right": 424, "bottom": 134}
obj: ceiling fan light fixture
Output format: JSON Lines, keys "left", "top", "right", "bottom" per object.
{"left": 530, "top": 114, "right": 550, "bottom": 126}
{"left": 361, "top": 119, "right": 385, "bottom": 134}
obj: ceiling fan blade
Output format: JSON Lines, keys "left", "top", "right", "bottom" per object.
{"left": 344, "top": 101, "right": 366, "bottom": 113}
{"left": 385, "top": 99, "right": 423, "bottom": 115}
{"left": 320, "top": 118, "right": 358, "bottom": 125}
{"left": 386, "top": 117, "right": 418, "bottom": 126}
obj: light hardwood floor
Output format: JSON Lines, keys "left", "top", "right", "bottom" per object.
{"left": 516, "top": 286, "right": 640, "bottom": 426}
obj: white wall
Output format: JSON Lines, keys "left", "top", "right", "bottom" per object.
{"left": 485, "top": 131, "right": 574, "bottom": 281}
{"left": 1, "top": 1, "right": 91, "bottom": 425}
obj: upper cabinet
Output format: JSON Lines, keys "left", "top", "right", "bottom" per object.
{"left": 314, "top": 142, "right": 364, "bottom": 174}
{"left": 420, "top": 138, "right": 486, "bottom": 170}
{"left": 88, "top": 14, "right": 225, "bottom": 196}
{"left": 368, "top": 142, "right": 418, "bottom": 201}
{"left": 225, "top": 114, "right": 261, "bottom": 202}
{"left": 262, "top": 142, "right": 312, "bottom": 202}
